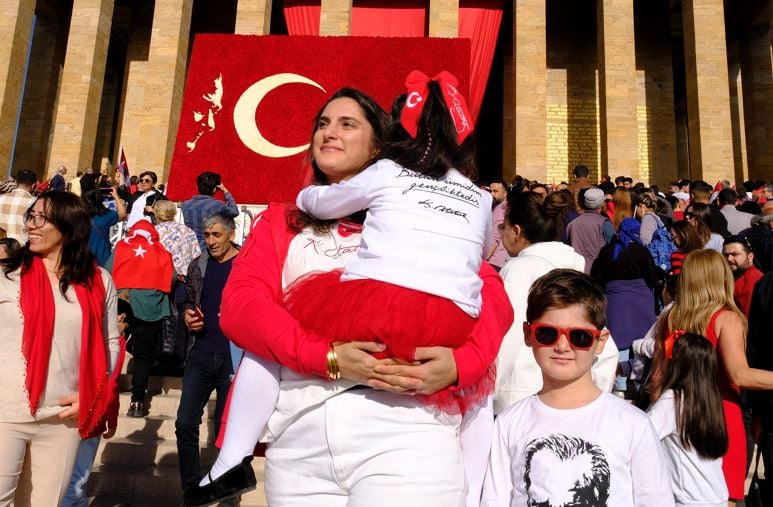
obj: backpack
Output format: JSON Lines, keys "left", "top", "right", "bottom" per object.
{"left": 647, "top": 225, "right": 677, "bottom": 273}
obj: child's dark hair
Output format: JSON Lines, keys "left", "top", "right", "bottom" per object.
{"left": 381, "top": 80, "right": 476, "bottom": 180}
{"left": 526, "top": 269, "right": 607, "bottom": 329}
{"left": 660, "top": 333, "right": 728, "bottom": 459}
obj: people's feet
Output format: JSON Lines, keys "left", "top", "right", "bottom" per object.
{"left": 127, "top": 401, "right": 145, "bottom": 418}
{"left": 183, "top": 457, "right": 256, "bottom": 507}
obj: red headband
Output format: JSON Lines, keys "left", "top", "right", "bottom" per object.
{"left": 400, "top": 70, "right": 473, "bottom": 145}
{"left": 664, "top": 329, "right": 686, "bottom": 359}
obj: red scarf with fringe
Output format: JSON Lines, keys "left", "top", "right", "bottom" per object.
{"left": 20, "top": 256, "right": 113, "bottom": 438}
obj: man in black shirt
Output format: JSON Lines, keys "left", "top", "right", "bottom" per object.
{"left": 176, "top": 212, "right": 240, "bottom": 494}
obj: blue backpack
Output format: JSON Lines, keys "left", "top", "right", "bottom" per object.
{"left": 647, "top": 225, "right": 677, "bottom": 273}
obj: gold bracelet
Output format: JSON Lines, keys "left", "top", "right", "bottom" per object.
{"left": 326, "top": 344, "right": 341, "bottom": 380}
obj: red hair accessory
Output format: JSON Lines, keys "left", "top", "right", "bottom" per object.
{"left": 400, "top": 70, "right": 473, "bottom": 145}
{"left": 664, "top": 329, "right": 686, "bottom": 359}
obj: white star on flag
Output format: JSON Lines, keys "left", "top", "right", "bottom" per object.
{"left": 133, "top": 245, "right": 147, "bottom": 258}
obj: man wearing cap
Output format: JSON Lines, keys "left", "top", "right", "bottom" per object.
{"left": 718, "top": 188, "right": 754, "bottom": 235}
{"left": 566, "top": 187, "right": 615, "bottom": 274}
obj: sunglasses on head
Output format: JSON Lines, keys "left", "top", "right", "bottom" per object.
{"left": 528, "top": 323, "right": 600, "bottom": 350}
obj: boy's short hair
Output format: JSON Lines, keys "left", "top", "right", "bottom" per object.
{"left": 526, "top": 269, "right": 607, "bottom": 329}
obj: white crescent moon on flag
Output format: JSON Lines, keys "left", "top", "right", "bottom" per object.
{"left": 233, "top": 73, "right": 326, "bottom": 158}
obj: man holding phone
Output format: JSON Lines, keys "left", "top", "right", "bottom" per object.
{"left": 181, "top": 171, "right": 240, "bottom": 250}
{"left": 176, "top": 212, "right": 240, "bottom": 495}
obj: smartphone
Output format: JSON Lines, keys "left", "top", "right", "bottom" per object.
{"left": 193, "top": 307, "right": 204, "bottom": 321}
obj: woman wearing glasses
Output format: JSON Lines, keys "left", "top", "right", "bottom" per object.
{"left": 0, "top": 192, "right": 122, "bottom": 506}
{"left": 124, "top": 170, "right": 166, "bottom": 227}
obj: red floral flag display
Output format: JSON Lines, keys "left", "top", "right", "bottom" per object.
{"left": 167, "top": 35, "right": 471, "bottom": 204}
{"left": 112, "top": 220, "right": 174, "bottom": 293}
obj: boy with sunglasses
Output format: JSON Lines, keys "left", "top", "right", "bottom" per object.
{"left": 482, "top": 269, "right": 674, "bottom": 506}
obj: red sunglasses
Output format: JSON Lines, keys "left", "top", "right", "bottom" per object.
{"left": 528, "top": 323, "right": 601, "bottom": 350}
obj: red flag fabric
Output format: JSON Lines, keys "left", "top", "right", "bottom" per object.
{"left": 118, "top": 146, "right": 130, "bottom": 184}
{"left": 112, "top": 220, "right": 174, "bottom": 292}
{"left": 167, "top": 35, "right": 471, "bottom": 204}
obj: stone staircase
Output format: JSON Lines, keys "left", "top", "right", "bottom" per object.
{"left": 86, "top": 362, "right": 268, "bottom": 506}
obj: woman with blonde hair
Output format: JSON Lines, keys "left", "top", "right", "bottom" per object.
{"left": 612, "top": 187, "right": 633, "bottom": 231}
{"left": 649, "top": 249, "right": 773, "bottom": 504}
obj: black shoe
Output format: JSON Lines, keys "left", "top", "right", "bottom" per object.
{"left": 183, "top": 457, "right": 256, "bottom": 507}
{"left": 127, "top": 401, "right": 145, "bottom": 418}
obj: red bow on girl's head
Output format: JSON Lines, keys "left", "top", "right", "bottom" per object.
{"left": 664, "top": 329, "right": 686, "bottom": 359}
{"left": 400, "top": 70, "right": 474, "bottom": 145}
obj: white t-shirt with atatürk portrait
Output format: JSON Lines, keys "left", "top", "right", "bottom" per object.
{"left": 482, "top": 392, "right": 675, "bottom": 507}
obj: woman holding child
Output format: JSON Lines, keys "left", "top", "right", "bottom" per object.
{"left": 190, "top": 84, "right": 513, "bottom": 506}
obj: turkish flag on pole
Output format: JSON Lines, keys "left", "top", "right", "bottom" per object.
{"left": 117, "top": 145, "right": 130, "bottom": 184}
{"left": 112, "top": 220, "right": 174, "bottom": 293}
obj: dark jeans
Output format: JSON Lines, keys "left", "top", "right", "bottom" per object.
{"left": 175, "top": 350, "right": 233, "bottom": 490}
{"left": 130, "top": 318, "right": 164, "bottom": 402}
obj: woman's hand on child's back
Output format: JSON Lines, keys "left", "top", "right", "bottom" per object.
{"left": 369, "top": 346, "right": 458, "bottom": 395}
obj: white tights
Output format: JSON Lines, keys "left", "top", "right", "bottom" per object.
{"left": 201, "top": 351, "right": 493, "bottom": 507}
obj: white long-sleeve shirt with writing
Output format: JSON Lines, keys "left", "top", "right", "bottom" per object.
{"left": 297, "top": 159, "right": 491, "bottom": 316}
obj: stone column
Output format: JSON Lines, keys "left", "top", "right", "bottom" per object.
{"left": 0, "top": 0, "right": 36, "bottom": 173}
{"left": 235, "top": 0, "right": 272, "bottom": 35}
{"left": 597, "top": 0, "right": 639, "bottom": 182}
{"left": 429, "top": 0, "right": 459, "bottom": 37}
{"left": 320, "top": 0, "right": 352, "bottom": 36}
{"left": 510, "top": 0, "right": 546, "bottom": 183}
{"left": 140, "top": 0, "right": 193, "bottom": 181}
{"left": 47, "top": 0, "right": 114, "bottom": 178}
{"left": 740, "top": 24, "right": 773, "bottom": 181}
{"left": 681, "top": 0, "right": 734, "bottom": 183}
{"left": 117, "top": 0, "right": 193, "bottom": 181}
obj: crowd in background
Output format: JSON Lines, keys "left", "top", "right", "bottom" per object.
{"left": 1, "top": 157, "right": 773, "bottom": 506}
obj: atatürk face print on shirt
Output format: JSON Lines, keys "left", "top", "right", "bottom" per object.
{"left": 523, "top": 433, "right": 611, "bottom": 507}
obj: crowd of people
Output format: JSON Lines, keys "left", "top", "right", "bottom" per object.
{"left": 0, "top": 69, "right": 772, "bottom": 507}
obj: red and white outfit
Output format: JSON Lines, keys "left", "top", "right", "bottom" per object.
{"left": 0, "top": 261, "right": 123, "bottom": 506}
{"left": 213, "top": 203, "right": 512, "bottom": 506}
{"left": 291, "top": 159, "right": 493, "bottom": 413}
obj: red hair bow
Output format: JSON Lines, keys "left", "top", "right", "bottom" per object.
{"left": 400, "top": 70, "right": 474, "bottom": 145}
{"left": 664, "top": 330, "right": 686, "bottom": 359}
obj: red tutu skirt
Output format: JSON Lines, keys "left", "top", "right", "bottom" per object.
{"left": 284, "top": 269, "right": 494, "bottom": 415}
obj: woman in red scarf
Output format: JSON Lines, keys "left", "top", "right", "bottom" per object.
{"left": 0, "top": 192, "right": 123, "bottom": 506}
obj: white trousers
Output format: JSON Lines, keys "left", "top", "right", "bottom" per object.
{"left": 0, "top": 418, "right": 81, "bottom": 507}
{"left": 265, "top": 389, "right": 467, "bottom": 507}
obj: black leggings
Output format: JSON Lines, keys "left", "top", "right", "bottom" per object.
{"left": 130, "top": 318, "right": 163, "bottom": 402}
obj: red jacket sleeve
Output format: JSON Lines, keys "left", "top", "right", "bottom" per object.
{"left": 452, "top": 262, "right": 513, "bottom": 390}
{"left": 220, "top": 207, "right": 329, "bottom": 377}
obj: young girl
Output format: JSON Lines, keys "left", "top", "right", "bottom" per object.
{"left": 192, "top": 72, "right": 499, "bottom": 506}
{"left": 647, "top": 333, "right": 729, "bottom": 506}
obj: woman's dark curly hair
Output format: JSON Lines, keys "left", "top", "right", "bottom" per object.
{"left": 3, "top": 192, "right": 97, "bottom": 295}
{"left": 288, "top": 88, "right": 389, "bottom": 233}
